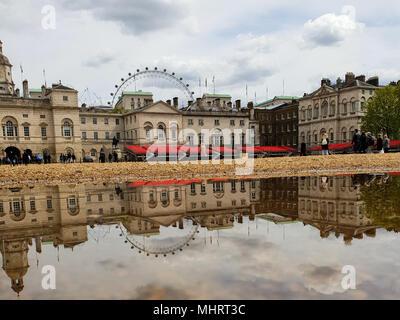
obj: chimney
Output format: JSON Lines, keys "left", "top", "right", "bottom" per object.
{"left": 336, "top": 77, "right": 343, "bottom": 88}
{"left": 366, "top": 76, "right": 379, "bottom": 87}
{"left": 235, "top": 99, "right": 241, "bottom": 110}
{"left": 196, "top": 97, "right": 202, "bottom": 106}
{"left": 247, "top": 101, "right": 254, "bottom": 109}
{"left": 81, "top": 103, "right": 87, "bottom": 109}
{"left": 227, "top": 101, "right": 232, "bottom": 109}
{"left": 321, "top": 78, "right": 330, "bottom": 87}
{"left": 188, "top": 100, "right": 193, "bottom": 107}
{"left": 345, "top": 72, "right": 355, "bottom": 85}
{"left": 41, "top": 85, "right": 46, "bottom": 98}
{"left": 173, "top": 97, "right": 178, "bottom": 108}
{"left": 15, "top": 88, "right": 20, "bottom": 97}
{"left": 355, "top": 75, "right": 366, "bottom": 82}
{"left": 166, "top": 99, "right": 171, "bottom": 106}
{"left": 0, "top": 40, "right": 3, "bottom": 53}
{"left": 23, "top": 80, "right": 29, "bottom": 98}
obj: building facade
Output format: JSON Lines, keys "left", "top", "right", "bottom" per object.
{"left": 0, "top": 41, "right": 257, "bottom": 162}
{"left": 298, "top": 74, "right": 379, "bottom": 148}
{"left": 255, "top": 100, "right": 299, "bottom": 147}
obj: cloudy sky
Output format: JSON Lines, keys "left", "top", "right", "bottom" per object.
{"left": 1, "top": 0, "right": 399, "bottom": 106}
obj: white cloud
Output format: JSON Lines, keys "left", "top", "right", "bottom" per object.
{"left": 301, "top": 5, "right": 365, "bottom": 48}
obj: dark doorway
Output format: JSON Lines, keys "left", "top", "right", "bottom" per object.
{"left": 25, "top": 149, "right": 33, "bottom": 157}
{"left": 5, "top": 146, "right": 20, "bottom": 162}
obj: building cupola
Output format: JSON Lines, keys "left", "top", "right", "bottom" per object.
{"left": 0, "top": 40, "right": 15, "bottom": 96}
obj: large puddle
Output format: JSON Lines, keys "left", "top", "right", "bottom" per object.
{"left": 0, "top": 173, "right": 399, "bottom": 299}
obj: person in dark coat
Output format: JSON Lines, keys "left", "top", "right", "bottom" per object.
{"left": 352, "top": 129, "right": 361, "bottom": 153}
{"left": 360, "top": 132, "right": 368, "bottom": 153}
{"left": 300, "top": 140, "right": 307, "bottom": 156}
{"left": 376, "top": 134, "right": 384, "bottom": 153}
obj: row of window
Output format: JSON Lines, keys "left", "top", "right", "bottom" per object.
{"left": 21, "top": 114, "right": 47, "bottom": 119}
{"left": 81, "top": 117, "right": 120, "bottom": 125}
{"left": 82, "top": 131, "right": 121, "bottom": 140}
{"left": 301, "top": 128, "right": 357, "bottom": 144}
{"left": 2, "top": 121, "right": 73, "bottom": 137}
{"left": 87, "top": 207, "right": 125, "bottom": 215}
{"left": 301, "top": 101, "right": 366, "bottom": 121}
{"left": 187, "top": 119, "right": 246, "bottom": 126}
{"left": 190, "top": 181, "right": 257, "bottom": 193}
{"left": 190, "top": 199, "right": 249, "bottom": 209}
{"left": 0, "top": 198, "right": 53, "bottom": 214}
{"left": 86, "top": 193, "right": 123, "bottom": 202}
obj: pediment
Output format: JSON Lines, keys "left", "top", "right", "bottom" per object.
{"left": 141, "top": 101, "right": 181, "bottom": 114}
{"left": 311, "top": 86, "right": 336, "bottom": 98}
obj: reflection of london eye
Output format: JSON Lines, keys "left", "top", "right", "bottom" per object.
{"left": 109, "top": 68, "right": 195, "bottom": 109}
{"left": 117, "top": 217, "right": 199, "bottom": 257}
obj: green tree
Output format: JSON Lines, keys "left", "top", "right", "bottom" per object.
{"left": 361, "top": 83, "right": 400, "bottom": 139}
{"left": 360, "top": 176, "right": 400, "bottom": 233}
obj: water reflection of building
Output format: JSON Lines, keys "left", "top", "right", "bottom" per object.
{"left": 256, "top": 177, "right": 298, "bottom": 220}
{"left": 0, "top": 178, "right": 261, "bottom": 295}
{"left": 0, "top": 175, "right": 391, "bottom": 295}
{"left": 298, "top": 175, "right": 377, "bottom": 244}
{"left": 0, "top": 184, "right": 87, "bottom": 295}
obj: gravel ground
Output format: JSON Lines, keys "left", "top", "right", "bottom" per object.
{"left": 0, "top": 153, "right": 399, "bottom": 187}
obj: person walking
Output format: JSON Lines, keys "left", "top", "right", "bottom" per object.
{"left": 72, "top": 154, "right": 76, "bottom": 163}
{"left": 321, "top": 133, "right": 329, "bottom": 156}
{"left": 300, "top": 140, "right": 307, "bottom": 156}
{"left": 384, "top": 135, "right": 391, "bottom": 154}
{"left": 360, "top": 132, "right": 368, "bottom": 153}
{"left": 108, "top": 153, "right": 112, "bottom": 163}
{"left": 367, "top": 132, "right": 375, "bottom": 153}
{"left": 376, "top": 134, "right": 384, "bottom": 153}
{"left": 352, "top": 129, "right": 361, "bottom": 153}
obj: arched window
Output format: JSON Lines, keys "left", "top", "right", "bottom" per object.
{"left": 322, "top": 102, "right": 328, "bottom": 117}
{"left": 330, "top": 102, "right": 336, "bottom": 116}
{"left": 314, "top": 104, "right": 319, "bottom": 119}
{"left": 6, "top": 121, "right": 14, "bottom": 137}
{"left": 157, "top": 124, "right": 165, "bottom": 140}
{"left": 63, "top": 122, "right": 71, "bottom": 137}
{"left": 328, "top": 129, "right": 334, "bottom": 142}
{"left": 342, "top": 128, "right": 347, "bottom": 142}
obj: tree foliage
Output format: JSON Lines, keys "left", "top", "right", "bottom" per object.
{"left": 360, "top": 175, "right": 400, "bottom": 233}
{"left": 361, "top": 82, "right": 400, "bottom": 139}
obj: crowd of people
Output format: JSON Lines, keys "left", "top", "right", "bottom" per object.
{"left": 299, "top": 129, "right": 392, "bottom": 156}
{"left": 351, "top": 129, "right": 390, "bottom": 154}
{"left": 59, "top": 153, "right": 76, "bottom": 163}
{"left": 98, "top": 148, "right": 119, "bottom": 163}
{"left": 1, "top": 150, "right": 52, "bottom": 166}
